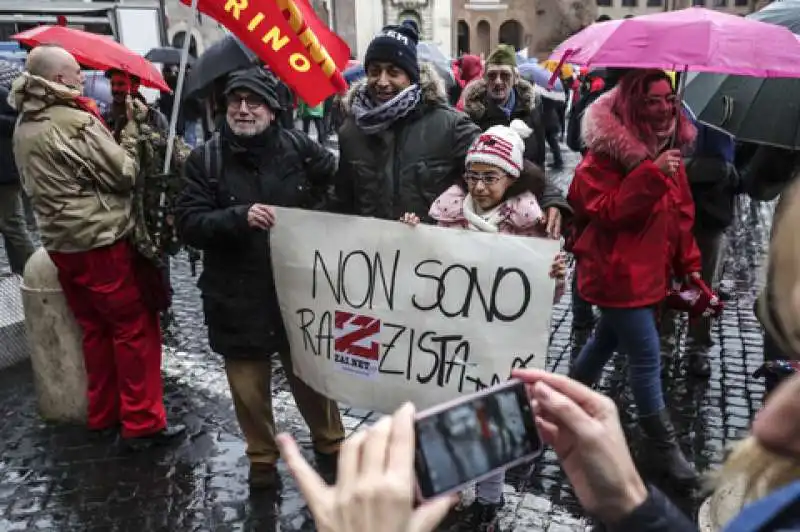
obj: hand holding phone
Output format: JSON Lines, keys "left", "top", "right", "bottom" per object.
{"left": 414, "top": 379, "right": 543, "bottom": 500}
{"left": 277, "top": 404, "right": 455, "bottom": 532}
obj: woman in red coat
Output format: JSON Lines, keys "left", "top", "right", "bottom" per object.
{"left": 567, "top": 69, "right": 702, "bottom": 487}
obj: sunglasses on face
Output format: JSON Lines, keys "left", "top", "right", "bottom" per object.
{"left": 464, "top": 171, "right": 505, "bottom": 186}
{"left": 487, "top": 71, "right": 512, "bottom": 82}
{"left": 226, "top": 94, "right": 266, "bottom": 110}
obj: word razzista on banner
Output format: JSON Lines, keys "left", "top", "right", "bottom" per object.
{"left": 271, "top": 208, "right": 560, "bottom": 414}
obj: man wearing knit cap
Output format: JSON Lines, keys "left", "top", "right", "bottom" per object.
{"left": 334, "top": 22, "right": 481, "bottom": 222}
{"left": 176, "top": 67, "right": 344, "bottom": 490}
{"left": 461, "top": 44, "right": 571, "bottom": 239}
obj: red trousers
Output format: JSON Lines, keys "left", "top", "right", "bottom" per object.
{"left": 49, "top": 240, "right": 166, "bottom": 438}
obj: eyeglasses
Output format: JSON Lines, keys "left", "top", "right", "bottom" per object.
{"left": 464, "top": 171, "right": 505, "bottom": 186}
{"left": 487, "top": 71, "right": 512, "bottom": 82}
{"left": 226, "top": 94, "right": 267, "bottom": 110}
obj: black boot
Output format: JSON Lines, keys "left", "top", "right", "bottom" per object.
{"left": 686, "top": 344, "right": 712, "bottom": 378}
{"left": 638, "top": 410, "right": 698, "bottom": 488}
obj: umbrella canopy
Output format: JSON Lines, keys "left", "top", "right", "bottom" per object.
{"left": 343, "top": 64, "right": 365, "bottom": 85}
{"left": 417, "top": 42, "right": 454, "bottom": 88}
{"left": 683, "top": 3, "right": 800, "bottom": 148}
{"left": 145, "top": 47, "right": 196, "bottom": 66}
{"left": 183, "top": 35, "right": 258, "bottom": 100}
{"left": 551, "top": 7, "right": 800, "bottom": 78}
{"left": 12, "top": 25, "right": 169, "bottom": 91}
{"left": 519, "top": 63, "right": 564, "bottom": 91}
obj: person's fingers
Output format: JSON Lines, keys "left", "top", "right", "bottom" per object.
{"left": 387, "top": 402, "right": 416, "bottom": 482}
{"left": 277, "top": 433, "right": 328, "bottom": 513}
{"left": 338, "top": 430, "right": 368, "bottom": 492}
{"left": 532, "top": 382, "right": 595, "bottom": 435}
{"left": 534, "top": 416, "right": 561, "bottom": 447}
{"left": 362, "top": 416, "right": 393, "bottom": 476}
{"left": 511, "top": 369, "right": 605, "bottom": 414}
{"left": 408, "top": 494, "right": 458, "bottom": 532}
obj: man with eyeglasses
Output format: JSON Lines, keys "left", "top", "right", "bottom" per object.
{"left": 460, "top": 45, "right": 571, "bottom": 240}
{"left": 176, "top": 67, "right": 344, "bottom": 491}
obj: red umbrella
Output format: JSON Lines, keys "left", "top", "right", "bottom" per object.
{"left": 12, "top": 25, "right": 170, "bottom": 92}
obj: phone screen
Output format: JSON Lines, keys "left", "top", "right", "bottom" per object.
{"left": 414, "top": 380, "right": 541, "bottom": 499}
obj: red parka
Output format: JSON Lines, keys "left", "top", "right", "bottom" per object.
{"left": 567, "top": 87, "right": 702, "bottom": 308}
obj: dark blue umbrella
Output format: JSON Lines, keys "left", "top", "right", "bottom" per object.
{"left": 344, "top": 64, "right": 365, "bottom": 85}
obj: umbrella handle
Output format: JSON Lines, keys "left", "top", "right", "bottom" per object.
{"left": 721, "top": 95, "right": 734, "bottom": 127}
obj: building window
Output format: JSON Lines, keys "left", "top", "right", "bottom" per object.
{"left": 714, "top": 0, "right": 727, "bottom": 6}
{"left": 621, "top": 0, "right": 638, "bottom": 7}
{"left": 734, "top": 0, "right": 748, "bottom": 5}
{"left": 692, "top": 0, "right": 706, "bottom": 5}
{"left": 596, "top": 0, "right": 612, "bottom": 7}
{"left": 647, "top": 0, "right": 663, "bottom": 6}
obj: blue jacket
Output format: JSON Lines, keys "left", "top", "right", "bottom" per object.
{"left": 612, "top": 482, "right": 800, "bottom": 532}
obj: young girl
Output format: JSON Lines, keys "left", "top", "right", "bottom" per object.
{"left": 403, "top": 119, "right": 565, "bottom": 530}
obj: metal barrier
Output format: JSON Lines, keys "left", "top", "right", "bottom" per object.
{"left": 0, "top": 273, "right": 28, "bottom": 370}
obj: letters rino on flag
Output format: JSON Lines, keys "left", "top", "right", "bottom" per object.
{"left": 183, "top": 0, "right": 351, "bottom": 105}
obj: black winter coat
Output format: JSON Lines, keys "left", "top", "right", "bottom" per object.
{"left": 0, "top": 86, "right": 20, "bottom": 185}
{"left": 334, "top": 63, "right": 480, "bottom": 222}
{"left": 176, "top": 125, "right": 336, "bottom": 358}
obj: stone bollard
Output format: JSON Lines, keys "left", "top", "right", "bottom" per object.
{"left": 21, "top": 248, "right": 87, "bottom": 423}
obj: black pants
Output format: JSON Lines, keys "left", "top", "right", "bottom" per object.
{"left": 303, "top": 117, "right": 326, "bottom": 143}
{"left": 545, "top": 129, "right": 564, "bottom": 166}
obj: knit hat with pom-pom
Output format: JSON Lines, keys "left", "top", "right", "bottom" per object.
{"left": 465, "top": 119, "right": 533, "bottom": 178}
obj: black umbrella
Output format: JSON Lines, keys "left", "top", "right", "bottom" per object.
{"left": 682, "top": 1, "right": 800, "bottom": 149}
{"left": 183, "top": 35, "right": 259, "bottom": 100}
{"left": 145, "top": 46, "right": 196, "bottom": 66}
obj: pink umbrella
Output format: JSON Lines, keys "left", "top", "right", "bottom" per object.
{"left": 551, "top": 7, "right": 800, "bottom": 78}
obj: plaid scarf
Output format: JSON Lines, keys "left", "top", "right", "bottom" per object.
{"left": 351, "top": 84, "right": 421, "bottom": 135}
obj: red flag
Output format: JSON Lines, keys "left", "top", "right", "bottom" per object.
{"left": 184, "top": 0, "right": 351, "bottom": 105}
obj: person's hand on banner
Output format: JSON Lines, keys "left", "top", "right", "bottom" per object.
{"left": 277, "top": 403, "right": 456, "bottom": 532}
{"left": 511, "top": 369, "right": 648, "bottom": 526}
{"left": 545, "top": 207, "right": 562, "bottom": 239}
{"left": 550, "top": 252, "right": 567, "bottom": 280}
{"left": 400, "top": 213, "right": 420, "bottom": 226}
{"left": 247, "top": 204, "right": 276, "bottom": 230}
{"left": 551, "top": 252, "right": 567, "bottom": 303}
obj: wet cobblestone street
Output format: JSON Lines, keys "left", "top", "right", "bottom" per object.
{"left": 0, "top": 146, "right": 776, "bottom": 531}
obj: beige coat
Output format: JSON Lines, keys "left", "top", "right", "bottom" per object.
{"left": 10, "top": 73, "right": 139, "bottom": 252}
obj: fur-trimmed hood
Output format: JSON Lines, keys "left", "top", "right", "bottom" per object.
{"left": 461, "top": 77, "right": 540, "bottom": 122}
{"left": 581, "top": 86, "right": 696, "bottom": 170}
{"left": 340, "top": 62, "right": 446, "bottom": 115}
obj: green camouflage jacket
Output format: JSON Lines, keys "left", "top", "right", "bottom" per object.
{"left": 128, "top": 99, "right": 192, "bottom": 267}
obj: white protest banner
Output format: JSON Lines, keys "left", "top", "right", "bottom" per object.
{"left": 270, "top": 207, "right": 560, "bottom": 413}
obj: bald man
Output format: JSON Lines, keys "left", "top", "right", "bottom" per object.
{"left": 10, "top": 45, "right": 185, "bottom": 448}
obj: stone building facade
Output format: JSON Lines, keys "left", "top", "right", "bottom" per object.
{"left": 452, "top": 0, "right": 597, "bottom": 59}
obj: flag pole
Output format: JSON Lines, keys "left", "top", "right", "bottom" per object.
{"left": 163, "top": 0, "right": 198, "bottom": 174}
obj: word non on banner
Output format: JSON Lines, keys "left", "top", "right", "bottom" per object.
{"left": 270, "top": 208, "right": 560, "bottom": 413}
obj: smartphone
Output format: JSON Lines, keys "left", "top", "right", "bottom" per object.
{"left": 414, "top": 379, "right": 542, "bottom": 500}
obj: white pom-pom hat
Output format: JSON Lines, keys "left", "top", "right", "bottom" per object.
{"left": 465, "top": 119, "right": 533, "bottom": 178}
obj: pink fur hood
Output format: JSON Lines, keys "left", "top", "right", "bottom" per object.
{"left": 429, "top": 185, "right": 545, "bottom": 236}
{"left": 581, "top": 87, "right": 696, "bottom": 171}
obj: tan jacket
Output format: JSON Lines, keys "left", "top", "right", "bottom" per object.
{"left": 10, "top": 73, "right": 139, "bottom": 252}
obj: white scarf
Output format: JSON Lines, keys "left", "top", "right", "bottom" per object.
{"left": 463, "top": 194, "right": 503, "bottom": 233}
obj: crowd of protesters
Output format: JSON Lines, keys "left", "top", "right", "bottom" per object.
{"left": 4, "top": 11, "right": 800, "bottom": 532}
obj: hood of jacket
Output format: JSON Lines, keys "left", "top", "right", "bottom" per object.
{"left": 341, "top": 62, "right": 446, "bottom": 115}
{"left": 461, "top": 77, "right": 539, "bottom": 123}
{"left": 8, "top": 72, "right": 81, "bottom": 115}
{"left": 581, "top": 86, "right": 696, "bottom": 170}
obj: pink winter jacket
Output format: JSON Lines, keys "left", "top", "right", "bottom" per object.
{"left": 429, "top": 185, "right": 546, "bottom": 236}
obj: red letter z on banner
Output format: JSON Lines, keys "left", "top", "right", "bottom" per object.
{"left": 183, "top": 0, "right": 351, "bottom": 105}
